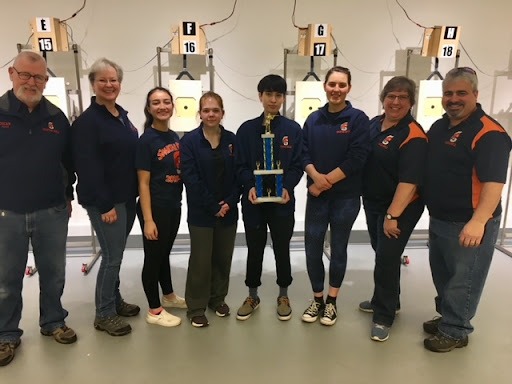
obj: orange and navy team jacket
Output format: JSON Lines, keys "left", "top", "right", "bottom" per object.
{"left": 424, "top": 104, "right": 511, "bottom": 222}
{"left": 181, "top": 124, "right": 240, "bottom": 227}
{"left": 135, "top": 127, "right": 183, "bottom": 209}
{"left": 362, "top": 113, "right": 427, "bottom": 213}
{"left": 0, "top": 90, "right": 74, "bottom": 213}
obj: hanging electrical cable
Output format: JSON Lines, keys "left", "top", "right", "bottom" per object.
{"left": 61, "top": 0, "right": 87, "bottom": 23}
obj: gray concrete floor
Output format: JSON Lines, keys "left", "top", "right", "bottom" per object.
{"left": 2, "top": 244, "right": 512, "bottom": 383}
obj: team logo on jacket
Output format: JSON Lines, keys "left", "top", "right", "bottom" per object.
{"left": 42, "top": 121, "right": 60, "bottom": 134}
{"left": 280, "top": 136, "right": 292, "bottom": 149}
{"left": 0, "top": 121, "right": 11, "bottom": 129}
{"left": 445, "top": 131, "right": 462, "bottom": 147}
{"left": 378, "top": 135, "right": 394, "bottom": 149}
{"left": 336, "top": 122, "right": 350, "bottom": 134}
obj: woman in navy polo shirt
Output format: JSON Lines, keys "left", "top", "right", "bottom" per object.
{"left": 301, "top": 66, "right": 370, "bottom": 326}
{"left": 136, "top": 87, "right": 185, "bottom": 327}
{"left": 359, "top": 76, "right": 427, "bottom": 342}
{"left": 181, "top": 92, "right": 240, "bottom": 327}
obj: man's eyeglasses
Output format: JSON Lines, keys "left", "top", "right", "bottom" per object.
{"left": 12, "top": 67, "right": 48, "bottom": 84}
{"left": 385, "top": 94, "right": 410, "bottom": 102}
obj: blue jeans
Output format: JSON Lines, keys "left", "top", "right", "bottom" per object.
{"left": 429, "top": 216, "right": 500, "bottom": 339}
{"left": 305, "top": 195, "right": 360, "bottom": 293}
{"left": 0, "top": 204, "right": 69, "bottom": 343}
{"left": 86, "top": 201, "right": 136, "bottom": 318}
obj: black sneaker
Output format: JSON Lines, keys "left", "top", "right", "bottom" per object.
{"left": 320, "top": 302, "right": 337, "bottom": 326}
{"left": 423, "top": 316, "right": 441, "bottom": 335}
{"left": 214, "top": 303, "right": 230, "bottom": 317}
{"left": 116, "top": 300, "right": 140, "bottom": 317}
{"left": 359, "top": 300, "right": 400, "bottom": 314}
{"left": 301, "top": 300, "right": 325, "bottom": 323}
{"left": 40, "top": 325, "right": 77, "bottom": 344}
{"left": 94, "top": 315, "right": 132, "bottom": 336}
{"left": 0, "top": 340, "right": 20, "bottom": 367}
{"left": 191, "top": 315, "right": 209, "bottom": 328}
{"left": 424, "top": 333, "right": 469, "bottom": 352}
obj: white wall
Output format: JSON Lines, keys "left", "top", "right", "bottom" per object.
{"left": 2, "top": 0, "right": 512, "bottom": 236}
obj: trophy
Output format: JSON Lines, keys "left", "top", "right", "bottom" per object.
{"left": 253, "top": 114, "right": 284, "bottom": 202}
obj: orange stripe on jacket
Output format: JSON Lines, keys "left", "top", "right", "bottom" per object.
{"left": 470, "top": 116, "right": 505, "bottom": 210}
{"left": 471, "top": 116, "right": 506, "bottom": 150}
{"left": 399, "top": 122, "right": 427, "bottom": 149}
{"left": 471, "top": 168, "right": 482, "bottom": 210}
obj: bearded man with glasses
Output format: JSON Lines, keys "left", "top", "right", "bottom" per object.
{"left": 0, "top": 51, "right": 76, "bottom": 367}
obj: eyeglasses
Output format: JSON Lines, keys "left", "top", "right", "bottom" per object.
{"left": 12, "top": 67, "right": 48, "bottom": 84}
{"left": 385, "top": 94, "right": 410, "bottom": 102}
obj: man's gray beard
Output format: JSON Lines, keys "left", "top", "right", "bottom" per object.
{"left": 16, "top": 86, "right": 42, "bottom": 105}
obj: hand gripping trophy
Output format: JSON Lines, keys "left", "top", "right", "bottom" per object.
{"left": 253, "top": 114, "right": 284, "bottom": 202}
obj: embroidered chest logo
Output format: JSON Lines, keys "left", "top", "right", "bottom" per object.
{"left": 0, "top": 121, "right": 12, "bottom": 129}
{"left": 337, "top": 122, "right": 350, "bottom": 134}
{"left": 378, "top": 135, "right": 394, "bottom": 149}
{"left": 42, "top": 121, "right": 60, "bottom": 134}
{"left": 445, "top": 131, "right": 462, "bottom": 147}
{"left": 280, "top": 136, "right": 292, "bottom": 149}
{"left": 228, "top": 143, "right": 234, "bottom": 156}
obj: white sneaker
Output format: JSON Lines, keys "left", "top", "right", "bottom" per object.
{"left": 161, "top": 294, "right": 187, "bottom": 309}
{"left": 146, "top": 310, "right": 182, "bottom": 327}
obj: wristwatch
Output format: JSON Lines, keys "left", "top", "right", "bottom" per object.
{"left": 385, "top": 213, "right": 400, "bottom": 220}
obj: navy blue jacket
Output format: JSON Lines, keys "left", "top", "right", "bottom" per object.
{"left": 235, "top": 113, "right": 303, "bottom": 227}
{"left": 181, "top": 124, "right": 240, "bottom": 227}
{"left": 72, "top": 97, "right": 138, "bottom": 213}
{"left": 302, "top": 102, "right": 370, "bottom": 198}
{"left": 0, "top": 90, "right": 74, "bottom": 213}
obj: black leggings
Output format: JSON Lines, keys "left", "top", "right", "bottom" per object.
{"left": 136, "top": 201, "right": 181, "bottom": 309}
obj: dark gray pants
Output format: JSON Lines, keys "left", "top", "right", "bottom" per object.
{"left": 185, "top": 222, "right": 237, "bottom": 318}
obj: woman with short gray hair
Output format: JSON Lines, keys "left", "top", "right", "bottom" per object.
{"left": 72, "top": 58, "right": 140, "bottom": 337}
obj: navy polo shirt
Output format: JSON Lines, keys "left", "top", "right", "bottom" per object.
{"left": 362, "top": 113, "right": 427, "bottom": 213}
{"left": 424, "top": 104, "right": 511, "bottom": 222}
